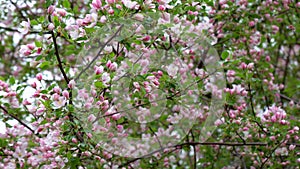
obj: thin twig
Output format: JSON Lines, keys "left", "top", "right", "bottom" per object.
{"left": 75, "top": 25, "right": 124, "bottom": 81}
{"left": 0, "top": 105, "right": 37, "bottom": 136}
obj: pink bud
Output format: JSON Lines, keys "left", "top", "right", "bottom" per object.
{"left": 22, "top": 99, "right": 31, "bottom": 105}
{"left": 217, "top": 33, "right": 224, "bottom": 38}
{"left": 62, "top": 90, "right": 69, "bottom": 99}
{"left": 71, "top": 138, "right": 77, "bottom": 143}
{"left": 68, "top": 80, "right": 76, "bottom": 89}
{"left": 249, "top": 21, "right": 255, "bottom": 27}
{"left": 117, "top": 125, "right": 123, "bottom": 132}
{"left": 112, "top": 113, "right": 121, "bottom": 120}
{"left": 158, "top": 5, "right": 165, "bottom": 11}
{"left": 108, "top": 62, "right": 117, "bottom": 71}
{"left": 247, "top": 63, "right": 254, "bottom": 70}
{"left": 37, "top": 48, "right": 42, "bottom": 54}
{"left": 108, "top": 8, "right": 114, "bottom": 15}
{"left": 270, "top": 136, "right": 276, "bottom": 141}
{"left": 188, "top": 11, "right": 193, "bottom": 15}
{"left": 241, "top": 90, "right": 248, "bottom": 96}
{"left": 95, "top": 66, "right": 104, "bottom": 75}
{"left": 106, "top": 60, "right": 112, "bottom": 68}
{"left": 48, "top": 23, "right": 55, "bottom": 31}
{"left": 142, "top": 35, "right": 151, "bottom": 41}
{"left": 27, "top": 44, "right": 35, "bottom": 50}
{"left": 265, "top": 55, "right": 271, "bottom": 62}
{"left": 116, "top": 4, "right": 122, "bottom": 9}
{"left": 224, "top": 88, "right": 230, "bottom": 93}
{"left": 87, "top": 133, "right": 92, "bottom": 138}
{"left": 271, "top": 25, "right": 279, "bottom": 33}
{"left": 36, "top": 73, "right": 43, "bottom": 81}
{"left": 31, "top": 82, "right": 37, "bottom": 88}
{"left": 239, "top": 62, "right": 247, "bottom": 69}
{"left": 289, "top": 145, "right": 296, "bottom": 151}
{"left": 56, "top": 8, "right": 67, "bottom": 17}
{"left": 47, "top": 5, "right": 55, "bottom": 14}
{"left": 243, "top": 127, "right": 249, "bottom": 131}
{"left": 173, "top": 16, "right": 180, "bottom": 24}
{"left": 53, "top": 87, "right": 61, "bottom": 94}
{"left": 279, "top": 84, "right": 284, "bottom": 90}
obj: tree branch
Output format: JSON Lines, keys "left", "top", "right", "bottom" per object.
{"left": 119, "top": 141, "right": 300, "bottom": 168}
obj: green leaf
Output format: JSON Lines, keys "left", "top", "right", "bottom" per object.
{"left": 35, "top": 41, "right": 42, "bottom": 48}
{"left": 221, "top": 50, "right": 229, "bottom": 60}
{"left": 37, "top": 16, "right": 45, "bottom": 23}
{"left": 30, "top": 20, "right": 39, "bottom": 26}
{"left": 53, "top": 16, "right": 60, "bottom": 27}
{"left": 9, "top": 77, "right": 15, "bottom": 85}
{"left": 39, "top": 61, "right": 51, "bottom": 70}
{"left": 94, "top": 81, "right": 104, "bottom": 88}
{"left": 35, "top": 55, "right": 43, "bottom": 61}
{"left": 46, "top": 0, "right": 53, "bottom": 8}
{"left": 63, "top": 0, "right": 71, "bottom": 8}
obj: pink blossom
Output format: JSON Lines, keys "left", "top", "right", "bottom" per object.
{"left": 271, "top": 25, "right": 279, "bottom": 33}
{"left": 214, "top": 119, "right": 224, "bottom": 126}
{"left": 56, "top": 8, "right": 67, "bottom": 17}
{"left": 227, "top": 70, "right": 235, "bottom": 77}
{"left": 100, "top": 16, "right": 107, "bottom": 23}
{"left": 53, "top": 96, "right": 66, "bottom": 109}
{"left": 133, "top": 13, "right": 144, "bottom": 21}
{"left": 92, "top": 0, "right": 102, "bottom": 10}
{"left": 52, "top": 93, "right": 60, "bottom": 101}
{"left": 102, "top": 72, "right": 111, "bottom": 85}
{"left": 88, "top": 114, "right": 96, "bottom": 122}
{"left": 20, "top": 45, "right": 32, "bottom": 56}
{"left": 167, "top": 64, "right": 178, "bottom": 77}
{"left": 122, "top": 0, "right": 137, "bottom": 9}
{"left": 95, "top": 66, "right": 104, "bottom": 75}
{"left": 19, "top": 19, "right": 30, "bottom": 34}
{"left": 106, "top": 0, "right": 115, "bottom": 4}
{"left": 161, "top": 12, "right": 170, "bottom": 22}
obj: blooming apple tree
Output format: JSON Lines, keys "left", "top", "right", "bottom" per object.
{"left": 0, "top": 0, "right": 300, "bottom": 168}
